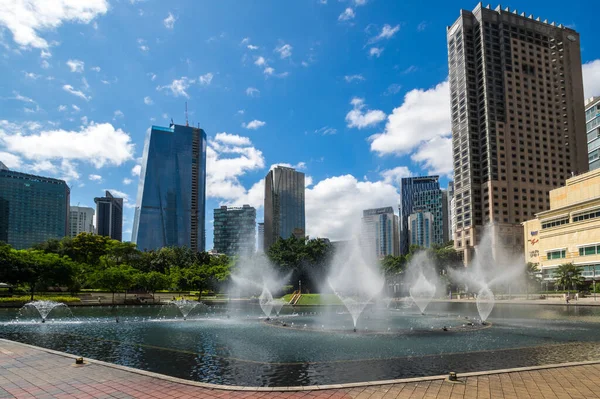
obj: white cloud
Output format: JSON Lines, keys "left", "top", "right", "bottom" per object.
{"left": 369, "top": 80, "right": 450, "bottom": 155}
{"left": 91, "top": 66, "right": 100, "bottom": 72}
{"left": 123, "top": 177, "right": 133, "bottom": 185}
{"left": 24, "top": 72, "right": 41, "bottom": 79}
{"left": 163, "top": 12, "right": 176, "bottom": 29}
{"left": 89, "top": 174, "right": 102, "bottom": 181}
{"left": 137, "top": 38, "right": 149, "bottom": 51}
{"left": 80, "top": 116, "right": 88, "bottom": 125}
{"left": 368, "top": 24, "right": 400, "bottom": 44}
{"left": 237, "top": 110, "right": 245, "bottom": 115}
{"left": 369, "top": 47, "right": 383, "bottom": 57}
{"left": 338, "top": 8, "right": 355, "bottom": 21}
{"left": 199, "top": 72, "right": 213, "bottom": 85}
{"left": 58, "top": 105, "right": 67, "bottom": 111}
{"left": 72, "top": 104, "right": 80, "bottom": 112}
{"left": 157, "top": 77, "right": 195, "bottom": 98}
{"left": 384, "top": 83, "right": 402, "bottom": 96}
{"left": 315, "top": 126, "right": 337, "bottom": 135}
{"left": 354, "top": 0, "right": 367, "bottom": 5}
{"left": 345, "top": 97, "right": 386, "bottom": 129}
{"left": 242, "top": 120, "right": 266, "bottom": 130}
{"left": 143, "top": 96, "right": 153, "bottom": 105}
{"left": 255, "top": 56, "right": 266, "bottom": 66}
{"left": 246, "top": 87, "right": 260, "bottom": 97}
{"left": 81, "top": 77, "right": 89, "bottom": 90}
{"left": 344, "top": 74, "right": 365, "bottom": 83}
{"left": 11, "top": 92, "right": 35, "bottom": 104}
{"left": 214, "top": 132, "right": 251, "bottom": 146}
{"left": 41, "top": 60, "right": 50, "bottom": 69}
{"left": 0, "top": 151, "right": 22, "bottom": 169}
{"left": 380, "top": 166, "right": 412, "bottom": 185}
{"left": 113, "top": 110, "right": 124, "bottom": 119}
{"left": 583, "top": 59, "right": 600, "bottom": 98}
{"left": 240, "top": 37, "right": 250, "bottom": 45}
{"left": 270, "top": 161, "right": 306, "bottom": 171}
{"left": 263, "top": 67, "right": 275, "bottom": 75}
{"left": 147, "top": 72, "right": 157, "bottom": 81}
{"left": 247, "top": 44, "right": 259, "bottom": 50}
{"left": 131, "top": 164, "right": 141, "bottom": 176}
{"left": 103, "top": 188, "right": 135, "bottom": 208}
{"left": 410, "top": 136, "right": 453, "bottom": 176}
{"left": 305, "top": 176, "right": 314, "bottom": 187}
{"left": 66, "top": 59, "right": 84, "bottom": 73}
{"left": 275, "top": 43, "right": 292, "bottom": 59}
{"left": 63, "top": 84, "right": 90, "bottom": 101}
{"left": 40, "top": 49, "right": 51, "bottom": 58}
{"left": 0, "top": 0, "right": 108, "bottom": 49}
{"left": 0, "top": 122, "right": 135, "bottom": 168}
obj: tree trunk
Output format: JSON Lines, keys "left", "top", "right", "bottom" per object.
{"left": 112, "top": 291, "right": 115, "bottom": 304}
{"left": 30, "top": 285, "right": 34, "bottom": 301}
{"left": 198, "top": 285, "right": 202, "bottom": 301}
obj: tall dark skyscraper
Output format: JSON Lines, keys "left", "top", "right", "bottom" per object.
{"left": 213, "top": 205, "right": 256, "bottom": 257}
{"left": 132, "top": 123, "right": 207, "bottom": 251}
{"left": 447, "top": 4, "right": 587, "bottom": 263}
{"left": 94, "top": 190, "right": 123, "bottom": 242}
{"left": 264, "top": 166, "right": 305, "bottom": 250}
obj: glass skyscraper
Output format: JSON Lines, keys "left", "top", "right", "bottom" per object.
{"left": 132, "top": 123, "right": 207, "bottom": 251}
{"left": 361, "top": 207, "right": 399, "bottom": 258}
{"left": 95, "top": 191, "right": 123, "bottom": 241}
{"left": 409, "top": 210, "right": 434, "bottom": 249}
{"left": 0, "top": 164, "right": 70, "bottom": 249}
{"left": 213, "top": 205, "right": 256, "bottom": 257}
{"left": 263, "top": 166, "right": 305, "bottom": 250}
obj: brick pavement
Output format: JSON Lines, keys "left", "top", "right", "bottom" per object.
{"left": 2, "top": 339, "right": 600, "bottom": 399}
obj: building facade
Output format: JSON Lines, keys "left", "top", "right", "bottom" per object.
{"left": 447, "top": 181, "right": 455, "bottom": 240}
{"left": 586, "top": 97, "right": 600, "bottom": 171}
{"left": 399, "top": 176, "right": 445, "bottom": 254}
{"left": 448, "top": 4, "right": 587, "bottom": 264}
{"left": 257, "top": 222, "right": 265, "bottom": 253}
{"left": 361, "top": 207, "right": 399, "bottom": 259}
{"left": 69, "top": 206, "right": 95, "bottom": 237}
{"left": 95, "top": 191, "right": 123, "bottom": 242}
{"left": 213, "top": 205, "right": 256, "bottom": 257}
{"left": 408, "top": 210, "right": 434, "bottom": 249}
{"left": 263, "top": 166, "right": 305, "bottom": 250}
{"left": 132, "top": 123, "right": 207, "bottom": 251}
{"left": 0, "top": 166, "right": 69, "bottom": 249}
{"left": 523, "top": 168, "right": 600, "bottom": 286}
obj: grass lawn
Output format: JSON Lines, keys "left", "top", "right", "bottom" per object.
{"left": 281, "top": 293, "right": 342, "bottom": 306}
{"left": 0, "top": 295, "right": 81, "bottom": 304}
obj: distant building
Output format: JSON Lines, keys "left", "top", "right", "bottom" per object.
{"left": 95, "top": 191, "right": 123, "bottom": 242}
{"left": 408, "top": 209, "right": 434, "bottom": 249}
{"left": 0, "top": 166, "right": 69, "bottom": 249}
{"left": 586, "top": 97, "right": 600, "bottom": 171}
{"left": 361, "top": 207, "right": 399, "bottom": 258}
{"left": 69, "top": 206, "right": 95, "bottom": 237}
{"left": 213, "top": 205, "right": 256, "bottom": 257}
{"left": 441, "top": 190, "right": 449, "bottom": 243}
{"left": 257, "top": 222, "right": 265, "bottom": 253}
{"left": 264, "top": 166, "right": 305, "bottom": 250}
{"left": 447, "top": 181, "right": 455, "bottom": 240}
{"left": 132, "top": 123, "right": 207, "bottom": 251}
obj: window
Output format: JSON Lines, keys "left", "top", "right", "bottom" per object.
{"left": 579, "top": 245, "right": 600, "bottom": 257}
{"left": 541, "top": 217, "right": 569, "bottom": 229}
{"left": 547, "top": 249, "right": 566, "bottom": 260}
{"left": 573, "top": 210, "right": 600, "bottom": 223}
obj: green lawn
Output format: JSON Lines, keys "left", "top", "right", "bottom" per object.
{"left": 281, "top": 293, "right": 342, "bottom": 306}
{"left": 0, "top": 295, "right": 81, "bottom": 304}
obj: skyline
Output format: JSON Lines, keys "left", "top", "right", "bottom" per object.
{"left": 0, "top": 1, "right": 599, "bottom": 249}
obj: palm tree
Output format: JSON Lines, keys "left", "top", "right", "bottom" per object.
{"left": 554, "top": 263, "right": 585, "bottom": 293}
{"left": 525, "top": 262, "right": 542, "bottom": 299}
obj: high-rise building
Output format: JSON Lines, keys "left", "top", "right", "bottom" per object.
{"left": 447, "top": 4, "right": 587, "bottom": 263}
{"left": 257, "top": 222, "right": 265, "bottom": 253}
{"left": 399, "top": 176, "right": 445, "bottom": 254}
{"left": 0, "top": 166, "right": 69, "bottom": 249}
{"left": 69, "top": 206, "right": 95, "bottom": 237}
{"left": 95, "top": 191, "right": 123, "bottom": 242}
{"left": 408, "top": 209, "right": 434, "bottom": 249}
{"left": 263, "top": 166, "right": 305, "bottom": 250}
{"left": 586, "top": 97, "right": 600, "bottom": 170}
{"left": 361, "top": 207, "right": 399, "bottom": 258}
{"left": 447, "top": 181, "right": 455, "bottom": 240}
{"left": 132, "top": 123, "right": 207, "bottom": 251}
{"left": 213, "top": 205, "right": 256, "bottom": 257}
{"left": 441, "top": 190, "right": 449, "bottom": 243}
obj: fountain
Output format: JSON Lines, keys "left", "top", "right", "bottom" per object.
{"left": 409, "top": 273, "right": 436, "bottom": 314}
{"left": 21, "top": 300, "right": 71, "bottom": 323}
{"left": 271, "top": 298, "right": 286, "bottom": 316}
{"left": 259, "top": 285, "right": 274, "bottom": 319}
{"left": 166, "top": 299, "right": 202, "bottom": 320}
{"left": 406, "top": 252, "right": 439, "bottom": 315}
{"left": 476, "top": 285, "right": 495, "bottom": 323}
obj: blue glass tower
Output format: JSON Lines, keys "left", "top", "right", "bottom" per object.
{"left": 132, "top": 123, "right": 207, "bottom": 252}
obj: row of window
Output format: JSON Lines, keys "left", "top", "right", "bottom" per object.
{"left": 547, "top": 249, "right": 566, "bottom": 260}
{"left": 573, "top": 209, "right": 600, "bottom": 223}
{"left": 579, "top": 245, "right": 600, "bottom": 257}
{"left": 541, "top": 218, "right": 569, "bottom": 229}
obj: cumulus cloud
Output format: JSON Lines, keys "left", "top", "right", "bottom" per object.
{"left": 380, "top": 166, "right": 412, "bottom": 185}
{"left": 131, "top": 164, "right": 141, "bottom": 176}
{"left": 369, "top": 47, "right": 383, "bottom": 57}
{"left": 214, "top": 133, "right": 251, "bottom": 146}
{"left": 199, "top": 72, "right": 213, "bottom": 85}
{"left": 242, "top": 120, "right": 266, "bottom": 130}
{"left": 275, "top": 43, "right": 292, "bottom": 59}
{"left": 368, "top": 24, "right": 400, "bottom": 44}
{"left": 63, "top": 84, "right": 90, "bottom": 101}
{"left": 255, "top": 56, "right": 266, "bottom": 66}
{"left": 66, "top": 59, "right": 84, "bottom": 73}
{"left": 583, "top": 59, "right": 600, "bottom": 98}
{"left": 338, "top": 8, "right": 355, "bottom": 21}
{"left": 157, "top": 77, "right": 194, "bottom": 98}
{"left": 143, "top": 96, "right": 153, "bottom": 105}
{"left": 344, "top": 74, "right": 365, "bottom": 83}
{"left": 246, "top": 87, "right": 260, "bottom": 97}
{"left": 345, "top": 97, "right": 386, "bottom": 129}
{"left": 0, "top": 151, "right": 22, "bottom": 169}
{"left": 410, "top": 136, "right": 453, "bottom": 176}
{"left": 163, "top": 12, "right": 176, "bottom": 29}
{"left": 247, "top": 44, "right": 259, "bottom": 50}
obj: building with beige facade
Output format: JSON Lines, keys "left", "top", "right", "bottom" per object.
{"left": 523, "top": 168, "right": 600, "bottom": 286}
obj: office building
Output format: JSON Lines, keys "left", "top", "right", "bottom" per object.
{"left": 361, "top": 207, "right": 399, "bottom": 258}
{"left": 447, "top": 181, "right": 455, "bottom": 240}
{"left": 408, "top": 209, "right": 434, "bottom": 249}
{"left": 69, "top": 206, "right": 95, "bottom": 237}
{"left": 0, "top": 166, "right": 69, "bottom": 249}
{"left": 213, "top": 205, "right": 256, "bottom": 257}
{"left": 523, "top": 168, "right": 600, "bottom": 286}
{"left": 257, "top": 222, "right": 264, "bottom": 253}
{"left": 441, "top": 190, "right": 449, "bottom": 243}
{"left": 399, "top": 176, "right": 445, "bottom": 254}
{"left": 264, "top": 166, "right": 305, "bottom": 250}
{"left": 448, "top": 4, "right": 587, "bottom": 264}
{"left": 132, "top": 123, "right": 207, "bottom": 251}
{"left": 95, "top": 191, "right": 123, "bottom": 242}
{"left": 586, "top": 97, "right": 600, "bottom": 170}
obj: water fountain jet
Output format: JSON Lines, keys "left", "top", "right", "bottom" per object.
{"left": 21, "top": 300, "right": 71, "bottom": 323}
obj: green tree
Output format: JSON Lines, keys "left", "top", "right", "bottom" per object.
{"left": 90, "top": 266, "right": 139, "bottom": 304}
{"left": 524, "top": 262, "right": 542, "bottom": 297}
{"left": 381, "top": 255, "right": 406, "bottom": 278}
{"left": 69, "top": 233, "right": 112, "bottom": 267}
{"left": 137, "top": 271, "right": 170, "bottom": 302}
{"left": 554, "top": 263, "right": 585, "bottom": 292}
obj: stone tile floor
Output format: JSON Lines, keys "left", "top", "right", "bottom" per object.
{"left": 1, "top": 339, "right": 600, "bottom": 398}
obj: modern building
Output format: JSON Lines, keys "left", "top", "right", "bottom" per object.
{"left": 361, "top": 207, "right": 399, "bottom": 258}
{"left": 132, "top": 123, "right": 207, "bottom": 251}
{"left": 447, "top": 181, "right": 455, "bottom": 240}
{"left": 69, "top": 206, "right": 95, "bottom": 237}
{"left": 94, "top": 191, "right": 123, "bottom": 242}
{"left": 257, "top": 222, "right": 265, "bottom": 253}
{"left": 213, "top": 205, "right": 256, "bottom": 257}
{"left": 408, "top": 209, "right": 434, "bottom": 249}
{"left": 586, "top": 97, "right": 600, "bottom": 170}
{"left": 448, "top": 4, "right": 587, "bottom": 264}
{"left": 0, "top": 166, "right": 69, "bottom": 249}
{"left": 263, "top": 166, "right": 305, "bottom": 250}
{"left": 441, "top": 190, "right": 449, "bottom": 243}
{"left": 399, "top": 176, "right": 445, "bottom": 254}
{"left": 523, "top": 168, "right": 600, "bottom": 286}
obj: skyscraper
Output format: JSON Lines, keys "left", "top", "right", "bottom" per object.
{"left": 586, "top": 97, "right": 600, "bottom": 170}
{"left": 213, "top": 205, "right": 256, "bottom": 257}
{"left": 264, "top": 166, "right": 305, "bottom": 250}
{"left": 0, "top": 166, "right": 69, "bottom": 249}
{"left": 69, "top": 206, "right": 95, "bottom": 237}
{"left": 361, "top": 207, "right": 399, "bottom": 258}
{"left": 447, "top": 181, "right": 455, "bottom": 240}
{"left": 448, "top": 4, "right": 587, "bottom": 263}
{"left": 409, "top": 209, "right": 434, "bottom": 249}
{"left": 257, "top": 222, "right": 265, "bottom": 253}
{"left": 399, "top": 176, "right": 444, "bottom": 254}
{"left": 95, "top": 191, "right": 123, "bottom": 241}
{"left": 133, "top": 123, "right": 207, "bottom": 251}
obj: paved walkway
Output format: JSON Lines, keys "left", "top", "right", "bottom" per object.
{"left": 2, "top": 339, "right": 600, "bottom": 399}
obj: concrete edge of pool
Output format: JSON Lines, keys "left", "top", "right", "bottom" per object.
{"left": 3, "top": 337, "right": 600, "bottom": 392}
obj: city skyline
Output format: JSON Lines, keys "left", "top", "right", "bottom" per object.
{"left": 0, "top": 1, "right": 599, "bottom": 249}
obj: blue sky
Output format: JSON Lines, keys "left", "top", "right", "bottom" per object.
{"left": 0, "top": 0, "right": 599, "bottom": 248}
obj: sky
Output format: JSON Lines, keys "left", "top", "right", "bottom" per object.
{"left": 0, "top": 0, "right": 599, "bottom": 249}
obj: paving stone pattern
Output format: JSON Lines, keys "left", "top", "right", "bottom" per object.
{"left": 1, "top": 339, "right": 600, "bottom": 399}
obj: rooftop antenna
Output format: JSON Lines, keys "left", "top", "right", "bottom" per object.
{"left": 185, "top": 102, "right": 189, "bottom": 127}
